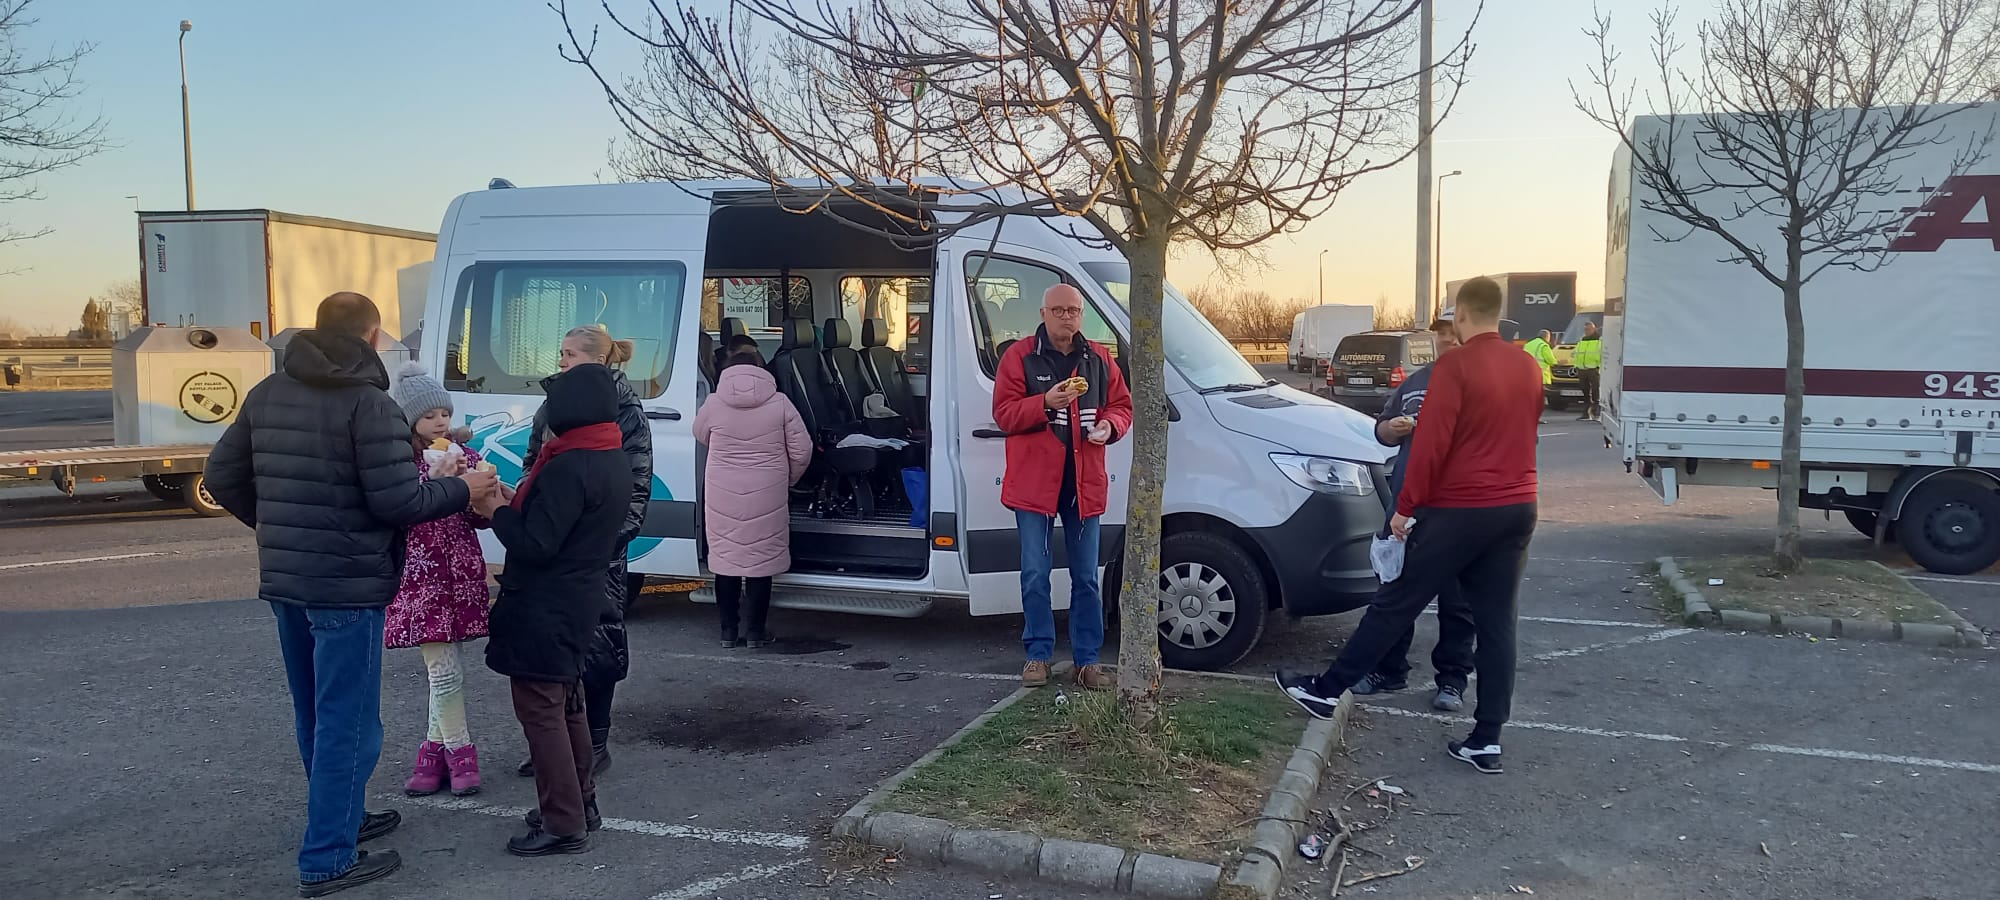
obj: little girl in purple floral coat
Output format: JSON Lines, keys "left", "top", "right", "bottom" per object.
{"left": 385, "top": 363, "right": 493, "bottom": 797}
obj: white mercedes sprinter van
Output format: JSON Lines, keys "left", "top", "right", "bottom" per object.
{"left": 419, "top": 181, "right": 1391, "bottom": 670}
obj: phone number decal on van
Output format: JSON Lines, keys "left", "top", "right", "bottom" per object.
{"left": 1923, "top": 373, "right": 2000, "bottom": 399}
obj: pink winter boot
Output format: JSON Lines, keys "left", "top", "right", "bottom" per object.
{"left": 445, "top": 744, "right": 482, "bottom": 797}
{"left": 404, "top": 741, "right": 446, "bottom": 796}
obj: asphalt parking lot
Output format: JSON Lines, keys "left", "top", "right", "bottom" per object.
{"left": 2, "top": 379, "right": 1994, "bottom": 899}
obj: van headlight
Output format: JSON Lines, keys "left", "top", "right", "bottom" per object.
{"left": 1270, "top": 454, "right": 1375, "bottom": 496}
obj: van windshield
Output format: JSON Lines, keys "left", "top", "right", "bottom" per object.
{"left": 1080, "top": 262, "right": 1270, "bottom": 392}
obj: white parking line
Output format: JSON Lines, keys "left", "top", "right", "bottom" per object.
{"left": 1360, "top": 704, "right": 2000, "bottom": 775}
{"left": 648, "top": 860, "right": 809, "bottom": 900}
{"left": 1529, "top": 628, "right": 1696, "bottom": 661}
{"left": 394, "top": 795, "right": 811, "bottom": 850}
{"left": 1900, "top": 572, "right": 1999, "bottom": 587}
{"left": 0, "top": 551, "right": 163, "bottom": 571}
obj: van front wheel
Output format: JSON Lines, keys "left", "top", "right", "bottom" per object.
{"left": 1155, "top": 531, "right": 1268, "bottom": 672}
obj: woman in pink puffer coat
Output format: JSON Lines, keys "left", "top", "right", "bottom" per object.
{"left": 694, "top": 352, "right": 813, "bottom": 648}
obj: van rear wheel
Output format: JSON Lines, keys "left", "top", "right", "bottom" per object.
{"left": 1155, "top": 531, "right": 1268, "bottom": 672}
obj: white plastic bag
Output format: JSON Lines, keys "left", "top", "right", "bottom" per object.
{"left": 1369, "top": 518, "right": 1415, "bottom": 583}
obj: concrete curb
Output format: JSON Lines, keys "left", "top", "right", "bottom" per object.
{"left": 834, "top": 675, "right": 1352, "bottom": 899}
{"left": 1655, "top": 557, "right": 1988, "bottom": 649}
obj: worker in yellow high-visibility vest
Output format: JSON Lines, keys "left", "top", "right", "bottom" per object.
{"left": 1522, "top": 330, "right": 1555, "bottom": 424}
{"left": 1573, "top": 321, "right": 1603, "bottom": 421}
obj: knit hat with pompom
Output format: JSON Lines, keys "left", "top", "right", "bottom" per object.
{"left": 387, "top": 360, "right": 452, "bottom": 426}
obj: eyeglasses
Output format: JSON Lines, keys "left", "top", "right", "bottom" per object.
{"left": 1045, "top": 306, "right": 1083, "bottom": 318}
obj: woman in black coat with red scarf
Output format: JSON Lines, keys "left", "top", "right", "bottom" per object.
{"left": 475, "top": 363, "right": 632, "bottom": 856}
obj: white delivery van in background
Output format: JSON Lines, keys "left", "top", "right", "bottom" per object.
{"left": 1288, "top": 303, "right": 1376, "bottom": 374}
{"left": 139, "top": 209, "right": 437, "bottom": 340}
{"left": 421, "top": 181, "right": 1392, "bottom": 670}
{"left": 1603, "top": 106, "right": 2000, "bottom": 574}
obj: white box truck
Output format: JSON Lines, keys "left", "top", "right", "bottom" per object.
{"left": 139, "top": 209, "right": 436, "bottom": 340}
{"left": 1288, "top": 303, "right": 1376, "bottom": 374}
{"left": 1601, "top": 106, "right": 2000, "bottom": 574}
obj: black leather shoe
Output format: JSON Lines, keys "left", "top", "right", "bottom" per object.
{"left": 507, "top": 827, "right": 589, "bottom": 857}
{"left": 299, "top": 850, "right": 402, "bottom": 897}
{"left": 524, "top": 798, "right": 602, "bottom": 833}
{"left": 357, "top": 809, "right": 400, "bottom": 843}
{"left": 516, "top": 757, "right": 534, "bottom": 778}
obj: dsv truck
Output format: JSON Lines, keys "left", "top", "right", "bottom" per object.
{"left": 1601, "top": 106, "right": 2000, "bottom": 575}
{"left": 418, "top": 181, "right": 1395, "bottom": 670}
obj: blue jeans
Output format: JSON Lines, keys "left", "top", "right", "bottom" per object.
{"left": 1017, "top": 503, "right": 1104, "bottom": 667}
{"left": 270, "top": 602, "right": 386, "bottom": 884}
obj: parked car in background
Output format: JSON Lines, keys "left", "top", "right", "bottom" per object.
{"left": 1323, "top": 329, "right": 1439, "bottom": 415}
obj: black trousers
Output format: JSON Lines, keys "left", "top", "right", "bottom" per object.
{"left": 1368, "top": 577, "right": 1476, "bottom": 691}
{"left": 1579, "top": 368, "right": 1601, "bottom": 415}
{"left": 716, "top": 575, "right": 773, "bottom": 636}
{"left": 1316, "top": 503, "right": 1537, "bottom": 744}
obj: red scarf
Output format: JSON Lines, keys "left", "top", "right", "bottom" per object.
{"left": 512, "top": 422, "right": 623, "bottom": 510}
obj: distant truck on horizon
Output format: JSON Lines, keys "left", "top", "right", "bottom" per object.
{"left": 1443, "top": 271, "right": 1578, "bottom": 342}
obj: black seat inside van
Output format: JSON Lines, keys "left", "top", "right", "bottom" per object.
{"left": 820, "top": 318, "right": 873, "bottom": 419}
{"left": 860, "top": 317, "right": 918, "bottom": 426}
{"left": 769, "top": 318, "right": 879, "bottom": 516}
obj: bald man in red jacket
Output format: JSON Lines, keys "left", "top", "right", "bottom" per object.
{"left": 1278, "top": 276, "right": 1541, "bottom": 775}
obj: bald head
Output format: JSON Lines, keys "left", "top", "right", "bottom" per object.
{"left": 1041, "top": 284, "right": 1085, "bottom": 346}
{"left": 316, "top": 292, "right": 383, "bottom": 342}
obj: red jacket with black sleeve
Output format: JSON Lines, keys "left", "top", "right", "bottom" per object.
{"left": 993, "top": 329, "right": 1134, "bottom": 518}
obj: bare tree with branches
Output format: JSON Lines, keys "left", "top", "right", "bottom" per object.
{"left": 0, "top": 0, "right": 107, "bottom": 248}
{"left": 557, "top": 0, "right": 1477, "bottom": 713}
{"left": 1575, "top": 0, "right": 2000, "bottom": 572}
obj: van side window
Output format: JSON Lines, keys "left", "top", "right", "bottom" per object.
{"left": 444, "top": 261, "right": 687, "bottom": 399}
{"left": 840, "top": 275, "right": 930, "bottom": 374}
{"left": 701, "top": 276, "right": 811, "bottom": 329}
{"left": 964, "top": 254, "right": 1118, "bottom": 377}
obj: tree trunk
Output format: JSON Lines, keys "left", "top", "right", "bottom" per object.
{"left": 1114, "top": 228, "right": 1172, "bottom": 723}
{"left": 1774, "top": 270, "right": 1806, "bottom": 573}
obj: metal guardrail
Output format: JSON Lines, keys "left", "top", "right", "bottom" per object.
{"left": 1, "top": 348, "right": 112, "bottom": 367}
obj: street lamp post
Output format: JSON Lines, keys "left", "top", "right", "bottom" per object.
{"left": 179, "top": 20, "right": 195, "bottom": 211}
{"left": 1434, "top": 169, "right": 1462, "bottom": 318}
{"left": 1317, "top": 248, "right": 1328, "bottom": 307}
{"left": 1413, "top": 0, "right": 1434, "bottom": 329}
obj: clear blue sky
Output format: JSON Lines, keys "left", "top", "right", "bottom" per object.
{"left": 1, "top": 0, "right": 1712, "bottom": 333}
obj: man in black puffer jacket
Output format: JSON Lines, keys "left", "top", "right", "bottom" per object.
{"left": 206, "top": 293, "right": 495, "bottom": 898}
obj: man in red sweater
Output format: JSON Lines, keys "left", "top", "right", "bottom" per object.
{"left": 1277, "top": 277, "right": 1542, "bottom": 774}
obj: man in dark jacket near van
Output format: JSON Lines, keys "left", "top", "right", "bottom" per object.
{"left": 205, "top": 292, "right": 494, "bottom": 897}
{"left": 993, "top": 284, "right": 1134, "bottom": 691}
{"left": 1350, "top": 311, "right": 1477, "bottom": 712}
{"left": 476, "top": 363, "right": 632, "bottom": 857}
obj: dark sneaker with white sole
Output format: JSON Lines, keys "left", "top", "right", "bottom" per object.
{"left": 357, "top": 809, "right": 400, "bottom": 843}
{"left": 1349, "top": 672, "right": 1407, "bottom": 695}
{"left": 1432, "top": 684, "right": 1466, "bottom": 712}
{"left": 298, "top": 850, "right": 402, "bottom": 897}
{"left": 1275, "top": 672, "right": 1341, "bottom": 720}
{"left": 1448, "top": 740, "right": 1503, "bottom": 774}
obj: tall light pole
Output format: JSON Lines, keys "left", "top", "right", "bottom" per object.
{"left": 1413, "top": 0, "right": 1434, "bottom": 329}
{"left": 179, "top": 20, "right": 195, "bottom": 211}
{"left": 1317, "top": 248, "right": 1328, "bottom": 307}
{"left": 1434, "top": 169, "right": 1462, "bottom": 318}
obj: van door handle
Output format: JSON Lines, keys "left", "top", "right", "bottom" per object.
{"left": 644, "top": 409, "right": 682, "bottom": 421}
{"left": 973, "top": 426, "right": 1007, "bottom": 439}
